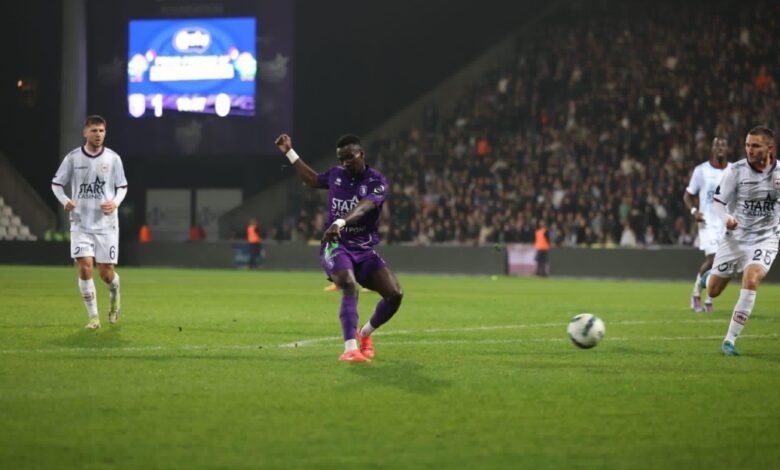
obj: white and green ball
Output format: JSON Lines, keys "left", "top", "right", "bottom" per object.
{"left": 567, "top": 313, "right": 605, "bottom": 349}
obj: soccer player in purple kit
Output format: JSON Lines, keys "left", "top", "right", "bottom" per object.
{"left": 275, "top": 133, "right": 404, "bottom": 362}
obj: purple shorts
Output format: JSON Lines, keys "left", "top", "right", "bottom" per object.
{"left": 320, "top": 241, "right": 387, "bottom": 286}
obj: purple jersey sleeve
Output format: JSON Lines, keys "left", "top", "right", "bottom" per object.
{"left": 363, "top": 174, "right": 388, "bottom": 208}
{"left": 317, "top": 168, "right": 332, "bottom": 188}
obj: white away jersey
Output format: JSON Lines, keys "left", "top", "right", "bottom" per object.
{"left": 713, "top": 158, "right": 780, "bottom": 243}
{"left": 52, "top": 146, "right": 128, "bottom": 233}
{"left": 686, "top": 160, "right": 730, "bottom": 232}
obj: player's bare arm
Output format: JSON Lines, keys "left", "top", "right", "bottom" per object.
{"left": 275, "top": 133, "right": 322, "bottom": 188}
{"left": 323, "top": 198, "right": 378, "bottom": 242}
{"left": 683, "top": 192, "right": 705, "bottom": 223}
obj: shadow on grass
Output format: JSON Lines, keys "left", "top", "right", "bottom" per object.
{"left": 347, "top": 360, "right": 452, "bottom": 395}
{"left": 743, "top": 352, "right": 780, "bottom": 363}
{"left": 49, "top": 325, "right": 130, "bottom": 349}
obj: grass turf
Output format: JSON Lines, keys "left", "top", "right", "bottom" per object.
{"left": 1, "top": 265, "right": 779, "bottom": 468}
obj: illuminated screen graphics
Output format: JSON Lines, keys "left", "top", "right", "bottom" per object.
{"left": 128, "top": 18, "right": 256, "bottom": 118}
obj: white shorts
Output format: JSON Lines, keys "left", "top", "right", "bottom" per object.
{"left": 710, "top": 233, "right": 778, "bottom": 278}
{"left": 71, "top": 231, "right": 119, "bottom": 264}
{"left": 697, "top": 226, "right": 723, "bottom": 256}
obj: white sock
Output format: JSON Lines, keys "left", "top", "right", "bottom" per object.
{"left": 725, "top": 289, "right": 756, "bottom": 343}
{"left": 360, "top": 322, "right": 376, "bottom": 337}
{"left": 345, "top": 339, "right": 358, "bottom": 352}
{"left": 78, "top": 278, "right": 98, "bottom": 319}
{"left": 106, "top": 272, "right": 120, "bottom": 310}
{"left": 692, "top": 273, "right": 701, "bottom": 296}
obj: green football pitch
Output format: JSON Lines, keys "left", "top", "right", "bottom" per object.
{"left": 1, "top": 265, "right": 779, "bottom": 469}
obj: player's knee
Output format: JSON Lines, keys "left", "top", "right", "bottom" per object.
{"left": 339, "top": 279, "right": 359, "bottom": 295}
{"left": 742, "top": 267, "right": 766, "bottom": 291}
{"left": 386, "top": 286, "right": 403, "bottom": 306}
{"left": 707, "top": 280, "right": 725, "bottom": 298}
{"left": 78, "top": 263, "right": 93, "bottom": 280}
{"left": 743, "top": 275, "right": 761, "bottom": 291}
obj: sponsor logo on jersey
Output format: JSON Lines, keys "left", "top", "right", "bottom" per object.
{"left": 344, "top": 225, "right": 367, "bottom": 234}
{"left": 331, "top": 195, "right": 359, "bottom": 216}
{"left": 742, "top": 194, "right": 776, "bottom": 217}
{"left": 77, "top": 176, "right": 106, "bottom": 199}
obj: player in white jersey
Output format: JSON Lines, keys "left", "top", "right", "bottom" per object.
{"left": 51, "top": 115, "right": 128, "bottom": 329}
{"left": 704, "top": 126, "right": 778, "bottom": 356}
{"left": 683, "top": 136, "right": 730, "bottom": 312}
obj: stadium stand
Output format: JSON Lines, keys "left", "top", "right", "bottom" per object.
{"left": 0, "top": 197, "right": 37, "bottom": 241}
{"left": 282, "top": 1, "right": 779, "bottom": 247}
{"left": 0, "top": 153, "right": 57, "bottom": 240}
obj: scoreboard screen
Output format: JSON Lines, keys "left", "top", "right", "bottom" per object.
{"left": 127, "top": 18, "right": 256, "bottom": 118}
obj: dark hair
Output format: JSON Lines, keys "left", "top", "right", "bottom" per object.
{"left": 84, "top": 115, "right": 107, "bottom": 127}
{"left": 336, "top": 134, "right": 361, "bottom": 149}
{"left": 748, "top": 126, "right": 775, "bottom": 143}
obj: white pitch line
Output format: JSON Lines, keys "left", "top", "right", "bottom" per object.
{"left": 0, "top": 344, "right": 265, "bottom": 355}
{"left": 277, "top": 318, "right": 723, "bottom": 348}
{"left": 325, "top": 333, "right": 779, "bottom": 348}
{"left": 0, "top": 320, "right": 775, "bottom": 355}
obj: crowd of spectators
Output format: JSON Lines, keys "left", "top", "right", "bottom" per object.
{"left": 279, "top": 1, "right": 779, "bottom": 248}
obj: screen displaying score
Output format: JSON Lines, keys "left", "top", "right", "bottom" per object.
{"left": 127, "top": 17, "right": 256, "bottom": 118}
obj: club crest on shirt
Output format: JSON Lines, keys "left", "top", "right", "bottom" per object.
{"left": 100, "top": 163, "right": 110, "bottom": 174}
{"left": 335, "top": 177, "right": 342, "bottom": 186}
{"left": 774, "top": 178, "right": 780, "bottom": 189}
{"left": 358, "top": 185, "right": 368, "bottom": 197}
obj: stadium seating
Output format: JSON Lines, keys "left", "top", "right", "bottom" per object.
{"left": 0, "top": 197, "right": 37, "bottom": 241}
{"left": 284, "top": 1, "right": 778, "bottom": 247}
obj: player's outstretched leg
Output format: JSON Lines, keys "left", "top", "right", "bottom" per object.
{"left": 722, "top": 288, "right": 756, "bottom": 356}
{"left": 338, "top": 293, "right": 370, "bottom": 362}
{"left": 359, "top": 267, "right": 403, "bottom": 359}
{"left": 333, "top": 270, "right": 370, "bottom": 362}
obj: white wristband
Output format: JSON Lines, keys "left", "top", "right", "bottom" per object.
{"left": 333, "top": 218, "right": 346, "bottom": 229}
{"left": 690, "top": 207, "right": 698, "bottom": 215}
{"left": 286, "top": 149, "right": 300, "bottom": 164}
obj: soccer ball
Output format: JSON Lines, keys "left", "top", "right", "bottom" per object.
{"left": 567, "top": 313, "right": 605, "bottom": 349}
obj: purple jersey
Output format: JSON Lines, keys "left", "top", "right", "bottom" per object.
{"left": 317, "top": 165, "right": 387, "bottom": 250}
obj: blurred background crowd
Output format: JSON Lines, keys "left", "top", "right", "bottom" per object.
{"left": 281, "top": 1, "right": 778, "bottom": 248}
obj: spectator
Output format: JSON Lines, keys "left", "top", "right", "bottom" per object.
{"left": 247, "top": 218, "right": 263, "bottom": 269}
{"left": 139, "top": 223, "right": 152, "bottom": 243}
{"left": 188, "top": 224, "right": 207, "bottom": 241}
